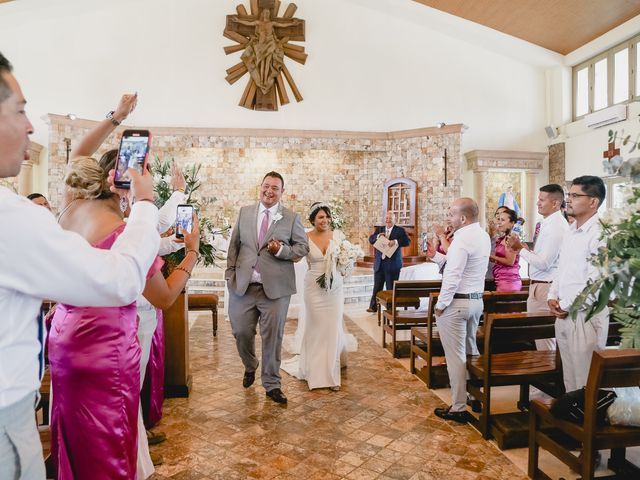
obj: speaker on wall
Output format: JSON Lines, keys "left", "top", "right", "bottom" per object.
{"left": 545, "top": 125, "right": 559, "bottom": 139}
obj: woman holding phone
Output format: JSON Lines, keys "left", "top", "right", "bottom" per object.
{"left": 48, "top": 156, "right": 199, "bottom": 480}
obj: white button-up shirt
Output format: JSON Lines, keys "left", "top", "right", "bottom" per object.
{"left": 548, "top": 213, "right": 604, "bottom": 312}
{"left": 432, "top": 222, "right": 490, "bottom": 310}
{"left": 520, "top": 210, "right": 569, "bottom": 281}
{"left": 250, "top": 202, "right": 282, "bottom": 283}
{"left": 0, "top": 188, "right": 160, "bottom": 409}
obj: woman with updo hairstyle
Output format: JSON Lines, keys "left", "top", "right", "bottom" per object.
{"left": 282, "top": 202, "right": 357, "bottom": 391}
{"left": 489, "top": 206, "right": 523, "bottom": 292}
{"left": 48, "top": 157, "right": 200, "bottom": 479}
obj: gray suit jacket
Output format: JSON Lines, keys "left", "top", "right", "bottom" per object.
{"left": 225, "top": 203, "right": 309, "bottom": 299}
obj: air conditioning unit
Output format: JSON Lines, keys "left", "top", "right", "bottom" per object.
{"left": 584, "top": 104, "right": 627, "bottom": 129}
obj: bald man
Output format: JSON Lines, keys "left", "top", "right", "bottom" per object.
{"left": 426, "top": 198, "right": 490, "bottom": 423}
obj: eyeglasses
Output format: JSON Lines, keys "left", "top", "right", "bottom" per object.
{"left": 566, "top": 193, "right": 594, "bottom": 199}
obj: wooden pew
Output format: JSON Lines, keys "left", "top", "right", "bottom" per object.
{"left": 381, "top": 281, "right": 441, "bottom": 358}
{"left": 187, "top": 293, "right": 219, "bottom": 337}
{"left": 529, "top": 349, "right": 640, "bottom": 480}
{"left": 466, "top": 313, "right": 560, "bottom": 448}
{"left": 410, "top": 290, "right": 529, "bottom": 389}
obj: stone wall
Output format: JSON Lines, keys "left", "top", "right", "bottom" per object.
{"left": 548, "top": 142, "right": 566, "bottom": 185}
{"left": 47, "top": 116, "right": 463, "bottom": 249}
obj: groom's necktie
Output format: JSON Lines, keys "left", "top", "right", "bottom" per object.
{"left": 258, "top": 209, "right": 270, "bottom": 248}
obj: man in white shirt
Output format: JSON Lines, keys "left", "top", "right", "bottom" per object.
{"left": 508, "top": 184, "right": 568, "bottom": 350}
{"left": 426, "top": 198, "right": 490, "bottom": 423}
{"left": 0, "top": 52, "right": 160, "bottom": 480}
{"left": 547, "top": 176, "right": 609, "bottom": 392}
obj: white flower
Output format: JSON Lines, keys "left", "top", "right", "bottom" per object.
{"left": 273, "top": 212, "right": 283, "bottom": 223}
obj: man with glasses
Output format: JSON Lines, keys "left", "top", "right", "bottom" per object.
{"left": 547, "top": 176, "right": 609, "bottom": 392}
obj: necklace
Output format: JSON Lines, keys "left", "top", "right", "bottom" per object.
{"left": 56, "top": 198, "right": 83, "bottom": 224}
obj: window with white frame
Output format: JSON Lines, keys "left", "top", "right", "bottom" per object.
{"left": 572, "top": 34, "right": 640, "bottom": 121}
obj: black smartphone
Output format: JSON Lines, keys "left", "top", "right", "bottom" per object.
{"left": 175, "top": 204, "right": 194, "bottom": 239}
{"left": 113, "top": 129, "right": 152, "bottom": 189}
{"left": 421, "top": 232, "right": 428, "bottom": 252}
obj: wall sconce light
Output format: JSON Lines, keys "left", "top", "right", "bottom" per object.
{"left": 66, "top": 113, "right": 77, "bottom": 121}
{"left": 436, "top": 122, "right": 446, "bottom": 129}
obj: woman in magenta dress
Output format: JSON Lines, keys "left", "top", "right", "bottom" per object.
{"left": 489, "top": 207, "right": 522, "bottom": 292}
{"left": 48, "top": 157, "right": 199, "bottom": 479}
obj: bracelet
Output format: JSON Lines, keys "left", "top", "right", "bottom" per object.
{"left": 186, "top": 249, "right": 200, "bottom": 259}
{"left": 175, "top": 266, "right": 191, "bottom": 277}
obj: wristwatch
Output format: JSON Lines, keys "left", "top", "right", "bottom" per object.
{"left": 106, "top": 111, "right": 121, "bottom": 126}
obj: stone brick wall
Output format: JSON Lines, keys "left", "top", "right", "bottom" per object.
{"left": 548, "top": 142, "right": 565, "bottom": 185}
{"left": 47, "top": 116, "right": 462, "bottom": 250}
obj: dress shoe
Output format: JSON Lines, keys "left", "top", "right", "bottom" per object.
{"left": 266, "top": 388, "right": 288, "bottom": 404}
{"left": 146, "top": 429, "right": 166, "bottom": 445}
{"left": 366, "top": 307, "right": 376, "bottom": 313}
{"left": 150, "top": 450, "right": 164, "bottom": 466}
{"left": 434, "top": 406, "right": 470, "bottom": 424}
{"left": 466, "top": 397, "right": 482, "bottom": 413}
{"left": 243, "top": 370, "right": 256, "bottom": 388}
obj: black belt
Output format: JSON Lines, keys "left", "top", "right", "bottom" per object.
{"left": 453, "top": 293, "right": 483, "bottom": 299}
{"left": 248, "top": 282, "right": 263, "bottom": 287}
{"left": 530, "top": 280, "right": 552, "bottom": 285}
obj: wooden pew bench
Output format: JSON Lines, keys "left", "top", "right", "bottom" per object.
{"left": 187, "top": 293, "right": 219, "bottom": 337}
{"left": 529, "top": 349, "right": 640, "bottom": 480}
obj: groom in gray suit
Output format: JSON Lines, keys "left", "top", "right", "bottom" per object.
{"left": 226, "top": 171, "right": 309, "bottom": 404}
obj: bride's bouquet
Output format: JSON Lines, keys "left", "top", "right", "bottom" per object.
{"left": 316, "top": 237, "right": 364, "bottom": 291}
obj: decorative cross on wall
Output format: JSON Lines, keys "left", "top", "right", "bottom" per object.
{"left": 603, "top": 142, "right": 621, "bottom": 161}
{"left": 223, "top": 0, "right": 307, "bottom": 111}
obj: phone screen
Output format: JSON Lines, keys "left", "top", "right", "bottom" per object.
{"left": 176, "top": 205, "right": 194, "bottom": 238}
{"left": 114, "top": 130, "right": 151, "bottom": 188}
{"left": 421, "top": 232, "right": 428, "bottom": 252}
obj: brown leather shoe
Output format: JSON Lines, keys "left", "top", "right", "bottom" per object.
{"left": 146, "top": 429, "right": 166, "bottom": 445}
{"left": 366, "top": 307, "right": 376, "bottom": 313}
{"left": 434, "top": 406, "right": 470, "bottom": 424}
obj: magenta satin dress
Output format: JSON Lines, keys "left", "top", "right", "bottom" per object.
{"left": 492, "top": 240, "right": 522, "bottom": 292}
{"left": 48, "top": 225, "right": 163, "bottom": 480}
{"left": 142, "top": 308, "right": 165, "bottom": 429}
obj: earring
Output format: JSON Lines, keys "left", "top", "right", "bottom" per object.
{"left": 119, "top": 196, "right": 129, "bottom": 213}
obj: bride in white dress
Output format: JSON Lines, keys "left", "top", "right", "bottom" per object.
{"left": 282, "top": 203, "right": 356, "bottom": 390}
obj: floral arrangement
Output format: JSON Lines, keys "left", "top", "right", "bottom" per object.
{"left": 316, "top": 237, "right": 364, "bottom": 291}
{"left": 329, "top": 197, "right": 346, "bottom": 231}
{"left": 150, "top": 156, "right": 229, "bottom": 271}
{"left": 570, "top": 154, "right": 639, "bottom": 348}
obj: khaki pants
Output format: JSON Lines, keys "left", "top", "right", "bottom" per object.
{"left": 555, "top": 308, "right": 609, "bottom": 392}
{"left": 527, "top": 282, "right": 556, "bottom": 351}
{"left": 436, "top": 298, "right": 483, "bottom": 412}
{"left": 0, "top": 393, "right": 46, "bottom": 480}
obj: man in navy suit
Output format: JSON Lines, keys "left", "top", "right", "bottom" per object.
{"left": 367, "top": 212, "right": 411, "bottom": 312}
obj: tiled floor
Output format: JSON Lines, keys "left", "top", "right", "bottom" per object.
{"left": 149, "top": 311, "right": 528, "bottom": 480}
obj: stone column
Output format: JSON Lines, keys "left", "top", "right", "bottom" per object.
{"left": 17, "top": 143, "right": 43, "bottom": 196}
{"left": 474, "top": 169, "right": 487, "bottom": 227}
{"left": 525, "top": 171, "right": 538, "bottom": 240}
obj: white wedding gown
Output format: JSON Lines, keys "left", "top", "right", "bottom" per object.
{"left": 281, "top": 230, "right": 357, "bottom": 389}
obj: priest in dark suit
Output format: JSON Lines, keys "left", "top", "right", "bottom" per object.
{"left": 367, "top": 212, "right": 411, "bottom": 312}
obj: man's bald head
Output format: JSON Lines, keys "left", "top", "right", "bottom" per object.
{"left": 452, "top": 197, "right": 479, "bottom": 222}
{"left": 447, "top": 197, "right": 479, "bottom": 232}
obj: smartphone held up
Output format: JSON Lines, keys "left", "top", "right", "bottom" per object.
{"left": 176, "top": 204, "right": 194, "bottom": 239}
{"left": 114, "top": 129, "right": 152, "bottom": 189}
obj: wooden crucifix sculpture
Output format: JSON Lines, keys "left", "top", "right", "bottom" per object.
{"left": 224, "top": 0, "right": 307, "bottom": 111}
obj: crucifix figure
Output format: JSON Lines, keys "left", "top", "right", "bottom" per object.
{"left": 603, "top": 142, "right": 620, "bottom": 161}
{"left": 224, "top": 1, "right": 307, "bottom": 111}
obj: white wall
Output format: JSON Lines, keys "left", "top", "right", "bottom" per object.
{"left": 548, "top": 13, "right": 640, "bottom": 181}
{"left": 0, "top": 0, "right": 560, "bottom": 192}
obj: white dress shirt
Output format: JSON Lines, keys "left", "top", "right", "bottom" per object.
{"left": 548, "top": 213, "right": 604, "bottom": 311}
{"left": 432, "top": 222, "right": 490, "bottom": 310}
{"left": 250, "top": 202, "right": 282, "bottom": 283}
{"left": 520, "top": 210, "right": 569, "bottom": 281}
{"left": 0, "top": 187, "right": 160, "bottom": 409}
